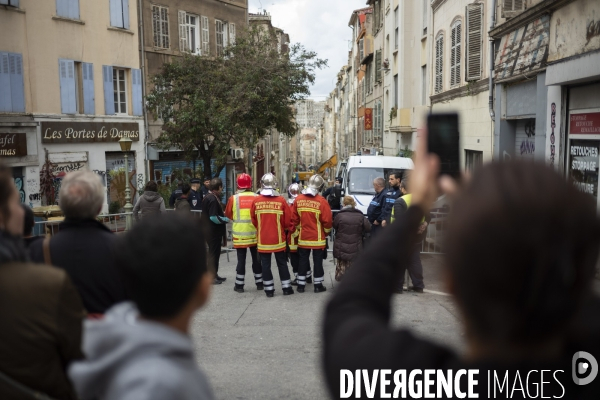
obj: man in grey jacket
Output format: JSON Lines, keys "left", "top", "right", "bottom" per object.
{"left": 69, "top": 215, "right": 215, "bottom": 400}
{"left": 132, "top": 181, "right": 166, "bottom": 221}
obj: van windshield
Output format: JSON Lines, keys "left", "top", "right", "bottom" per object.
{"left": 347, "top": 168, "right": 401, "bottom": 195}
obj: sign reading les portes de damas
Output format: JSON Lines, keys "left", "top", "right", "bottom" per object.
{"left": 41, "top": 122, "right": 140, "bottom": 144}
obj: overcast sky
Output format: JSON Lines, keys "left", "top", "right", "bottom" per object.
{"left": 248, "top": 0, "right": 366, "bottom": 100}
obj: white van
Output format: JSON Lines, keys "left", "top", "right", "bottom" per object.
{"left": 338, "top": 155, "right": 414, "bottom": 215}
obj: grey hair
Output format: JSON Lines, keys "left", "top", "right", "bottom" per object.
{"left": 373, "top": 177, "right": 385, "bottom": 188}
{"left": 59, "top": 170, "right": 105, "bottom": 219}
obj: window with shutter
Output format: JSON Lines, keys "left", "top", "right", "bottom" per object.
{"left": 375, "top": 50, "right": 382, "bottom": 83}
{"left": 132, "top": 69, "right": 143, "bottom": 116}
{"left": 201, "top": 16, "right": 210, "bottom": 55}
{"left": 450, "top": 20, "right": 461, "bottom": 87}
{"left": 435, "top": 34, "right": 444, "bottom": 94}
{"left": 110, "top": 0, "right": 129, "bottom": 29}
{"left": 466, "top": 3, "right": 483, "bottom": 81}
{"left": 216, "top": 20, "right": 224, "bottom": 56}
{"left": 229, "top": 23, "right": 236, "bottom": 46}
{"left": 152, "top": 5, "right": 170, "bottom": 49}
{"left": 0, "top": 52, "right": 25, "bottom": 113}
{"left": 502, "top": 0, "right": 525, "bottom": 18}
{"left": 112, "top": 68, "right": 127, "bottom": 114}
{"left": 59, "top": 59, "right": 77, "bottom": 114}
{"left": 56, "top": 0, "right": 80, "bottom": 20}
{"left": 178, "top": 11, "right": 188, "bottom": 52}
{"left": 83, "top": 63, "right": 95, "bottom": 115}
{"left": 102, "top": 66, "right": 115, "bottom": 115}
{"left": 184, "top": 14, "right": 200, "bottom": 54}
{"left": 359, "top": 38, "right": 364, "bottom": 62}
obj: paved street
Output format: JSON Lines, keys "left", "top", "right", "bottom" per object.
{"left": 191, "top": 251, "right": 465, "bottom": 400}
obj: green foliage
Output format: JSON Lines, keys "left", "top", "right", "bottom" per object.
{"left": 157, "top": 169, "right": 188, "bottom": 208}
{"left": 389, "top": 107, "right": 397, "bottom": 124}
{"left": 147, "top": 25, "right": 327, "bottom": 178}
{"left": 109, "top": 201, "right": 121, "bottom": 214}
{"left": 398, "top": 146, "right": 414, "bottom": 159}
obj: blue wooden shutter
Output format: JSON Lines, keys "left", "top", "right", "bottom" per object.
{"left": 109, "top": 0, "right": 121, "bottom": 27}
{"left": 59, "top": 59, "right": 76, "bottom": 114}
{"left": 0, "top": 52, "right": 11, "bottom": 112}
{"left": 56, "top": 0, "right": 68, "bottom": 17}
{"left": 9, "top": 53, "right": 25, "bottom": 113}
{"left": 68, "top": 0, "right": 80, "bottom": 19}
{"left": 103, "top": 65, "right": 115, "bottom": 115}
{"left": 122, "top": 0, "right": 130, "bottom": 29}
{"left": 11, "top": 0, "right": 19, "bottom": 6}
{"left": 83, "top": 62, "right": 95, "bottom": 114}
{"left": 132, "top": 68, "right": 142, "bottom": 116}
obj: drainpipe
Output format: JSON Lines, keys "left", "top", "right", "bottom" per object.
{"left": 489, "top": 0, "right": 497, "bottom": 121}
{"left": 138, "top": 0, "right": 150, "bottom": 180}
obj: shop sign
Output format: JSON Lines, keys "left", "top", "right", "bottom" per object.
{"left": 570, "top": 113, "right": 600, "bottom": 135}
{"left": 364, "top": 108, "right": 373, "bottom": 130}
{"left": 0, "top": 133, "right": 27, "bottom": 157}
{"left": 41, "top": 122, "right": 140, "bottom": 144}
{"left": 569, "top": 140, "right": 599, "bottom": 199}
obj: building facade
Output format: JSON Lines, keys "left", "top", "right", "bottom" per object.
{"left": 295, "top": 99, "right": 325, "bottom": 129}
{"left": 1, "top": 0, "right": 145, "bottom": 212}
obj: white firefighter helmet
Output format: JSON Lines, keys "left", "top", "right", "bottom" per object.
{"left": 260, "top": 173, "right": 278, "bottom": 196}
{"left": 288, "top": 183, "right": 301, "bottom": 199}
{"left": 305, "top": 175, "right": 325, "bottom": 196}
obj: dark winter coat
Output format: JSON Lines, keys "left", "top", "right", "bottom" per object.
{"left": 332, "top": 207, "right": 371, "bottom": 261}
{"left": 133, "top": 191, "right": 166, "bottom": 220}
{"left": 29, "top": 219, "right": 127, "bottom": 314}
{"left": 175, "top": 196, "right": 192, "bottom": 213}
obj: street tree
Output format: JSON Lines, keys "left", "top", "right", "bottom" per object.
{"left": 147, "top": 26, "right": 327, "bottom": 178}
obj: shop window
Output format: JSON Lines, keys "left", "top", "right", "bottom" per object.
{"left": 152, "top": 5, "right": 170, "bottom": 49}
{"left": 106, "top": 152, "right": 137, "bottom": 207}
{"left": 56, "top": 0, "right": 79, "bottom": 19}
{"left": 465, "top": 150, "right": 482, "bottom": 172}
{"left": 109, "top": 0, "right": 130, "bottom": 29}
{"left": 0, "top": 52, "right": 25, "bottom": 113}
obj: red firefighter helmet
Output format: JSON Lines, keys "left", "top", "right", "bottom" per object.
{"left": 237, "top": 173, "right": 252, "bottom": 189}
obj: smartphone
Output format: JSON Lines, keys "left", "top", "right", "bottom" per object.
{"left": 427, "top": 113, "right": 460, "bottom": 179}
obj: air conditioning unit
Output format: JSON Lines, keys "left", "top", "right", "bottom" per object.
{"left": 230, "top": 148, "right": 244, "bottom": 160}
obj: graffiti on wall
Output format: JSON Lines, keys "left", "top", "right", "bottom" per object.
{"left": 14, "top": 178, "right": 25, "bottom": 204}
{"left": 550, "top": 103, "right": 557, "bottom": 166}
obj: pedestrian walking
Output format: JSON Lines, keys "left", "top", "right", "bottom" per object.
{"left": 390, "top": 177, "right": 427, "bottom": 293}
{"left": 324, "top": 135, "right": 600, "bottom": 399}
{"left": 366, "top": 177, "right": 386, "bottom": 238}
{"left": 29, "top": 170, "right": 128, "bottom": 315}
{"left": 201, "top": 178, "right": 229, "bottom": 285}
{"left": 132, "top": 181, "right": 166, "bottom": 221}
{"left": 174, "top": 183, "right": 192, "bottom": 213}
{"left": 290, "top": 174, "right": 332, "bottom": 293}
{"left": 188, "top": 178, "right": 203, "bottom": 211}
{"left": 225, "top": 173, "right": 263, "bottom": 293}
{"left": 332, "top": 196, "right": 371, "bottom": 281}
{"left": 69, "top": 215, "right": 215, "bottom": 400}
{"left": 0, "top": 164, "right": 85, "bottom": 400}
{"left": 250, "top": 173, "right": 294, "bottom": 298}
{"left": 380, "top": 171, "right": 402, "bottom": 227}
{"left": 168, "top": 180, "right": 183, "bottom": 208}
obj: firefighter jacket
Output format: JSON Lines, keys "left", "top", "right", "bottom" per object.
{"left": 291, "top": 194, "right": 333, "bottom": 249}
{"left": 287, "top": 198, "right": 299, "bottom": 252}
{"left": 225, "top": 191, "right": 258, "bottom": 249}
{"left": 251, "top": 194, "right": 291, "bottom": 253}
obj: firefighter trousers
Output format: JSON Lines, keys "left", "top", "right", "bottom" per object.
{"left": 298, "top": 248, "right": 324, "bottom": 288}
{"left": 235, "top": 246, "right": 263, "bottom": 286}
{"left": 260, "top": 251, "right": 292, "bottom": 293}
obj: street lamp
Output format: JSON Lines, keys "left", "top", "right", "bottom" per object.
{"left": 119, "top": 137, "right": 133, "bottom": 230}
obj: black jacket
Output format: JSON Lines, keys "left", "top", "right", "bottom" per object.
{"left": 323, "top": 206, "right": 600, "bottom": 399}
{"left": 29, "top": 219, "right": 127, "bottom": 314}
{"left": 366, "top": 189, "right": 386, "bottom": 224}
{"left": 380, "top": 185, "right": 400, "bottom": 223}
{"left": 201, "top": 192, "right": 227, "bottom": 234}
{"left": 188, "top": 189, "right": 203, "bottom": 211}
{"left": 169, "top": 186, "right": 183, "bottom": 208}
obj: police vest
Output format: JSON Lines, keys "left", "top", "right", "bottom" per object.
{"left": 391, "top": 194, "right": 424, "bottom": 223}
{"left": 232, "top": 192, "right": 258, "bottom": 248}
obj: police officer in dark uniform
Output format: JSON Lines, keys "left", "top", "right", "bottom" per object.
{"left": 323, "top": 177, "right": 344, "bottom": 211}
{"left": 201, "top": 177, "right": 211, "bottom": 197}
{"left": 380, "top": 171, "right": 402, "bottom": 227}
{"left": 188, "top": 178, "right": 203, "bottom": 211}
{"left": 168, "top": 181, "right": 183, "bottom": 208}
{"left": 367, "top": 177, "right": 386, "bottom": 238}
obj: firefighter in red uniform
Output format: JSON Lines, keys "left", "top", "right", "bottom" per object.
{"left": 287, "top": 182, "right": 312, "bottom": 285}
{"left": 225, "top": 173, "right": 262, "bottom": 293}
{"left": 251, "top": 173, "right": 294, "bottom": 298}
{"left": 290, "top": 175, "right": 333, "bottom": 293}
